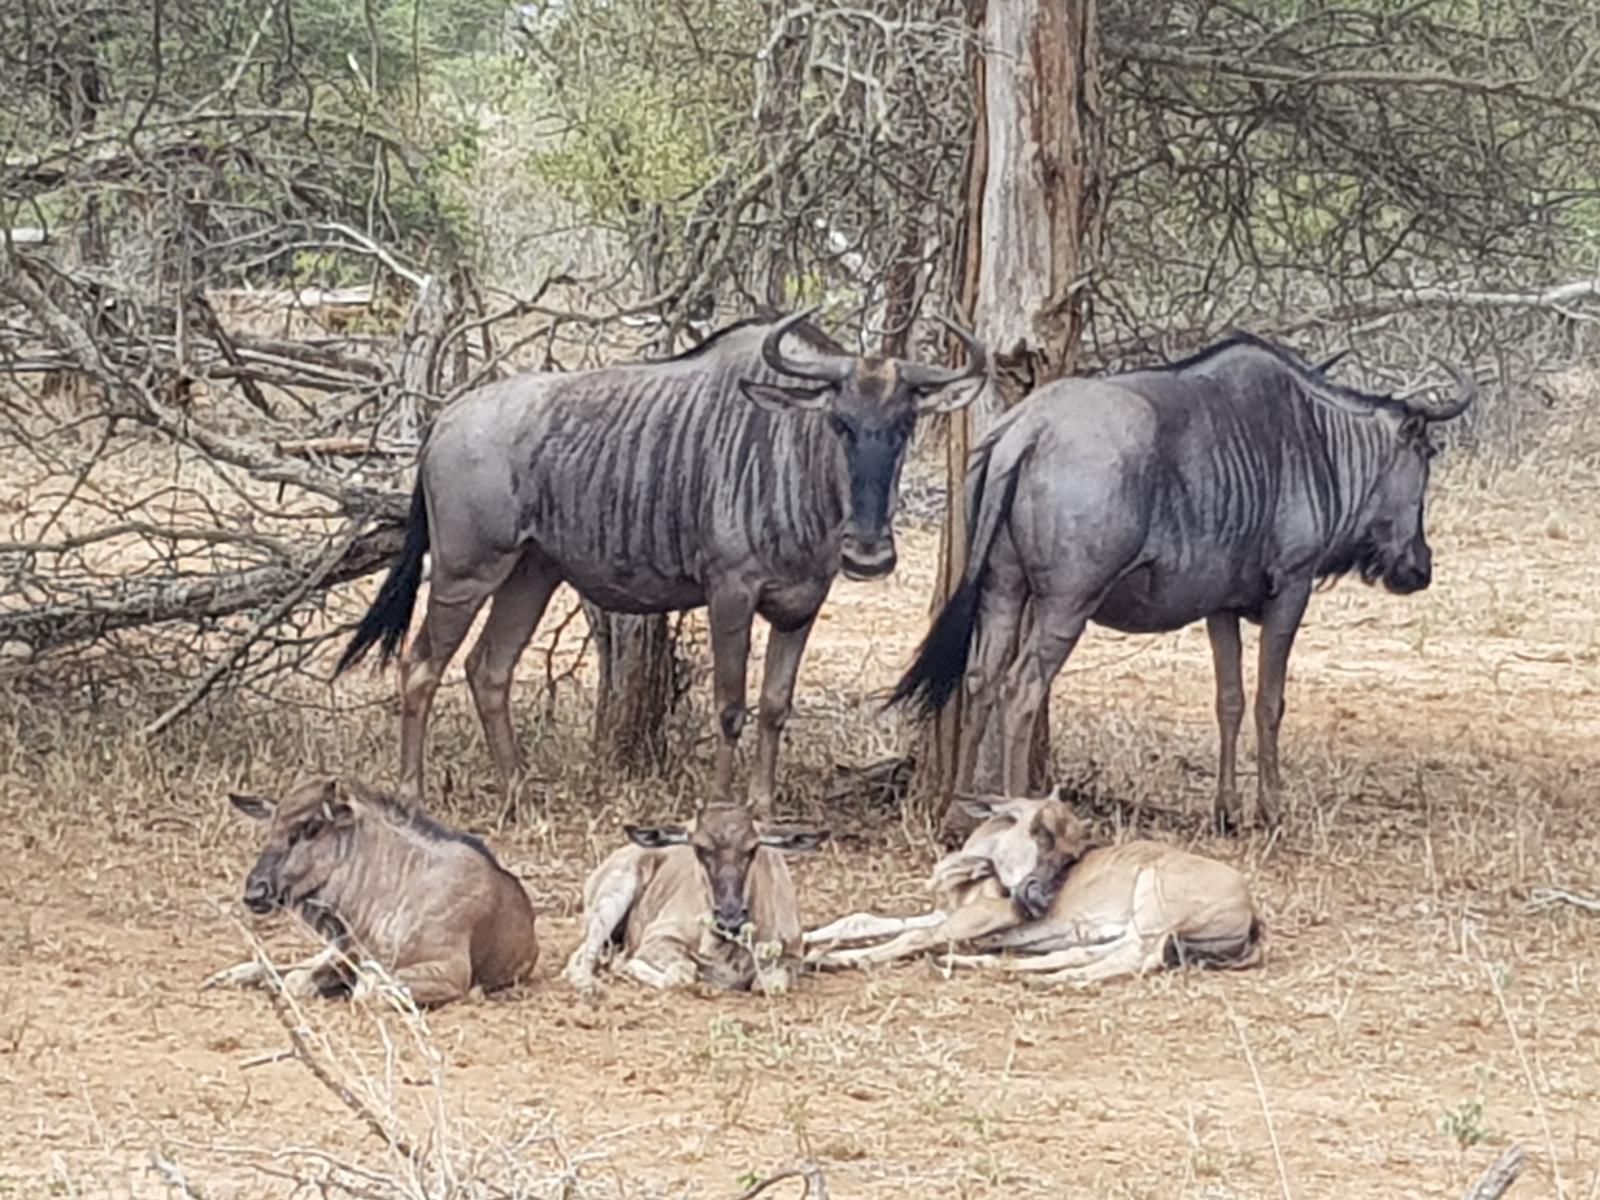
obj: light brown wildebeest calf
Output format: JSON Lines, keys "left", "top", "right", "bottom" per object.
{"left": 806, "top": 790, "right": 1262, "bottom": 984}
{"left": 562, "top": 802, "right": 828, "bottom": 995}
{"left": 205, "top": 776, "right": 539, "bottom": 1007}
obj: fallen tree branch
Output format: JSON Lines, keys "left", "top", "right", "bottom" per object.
{"left": 0, "top": 526, "right": 405, "bottom": 656}
{"left": 142, "top": 521, "right": 363, "bottom": 736}
{"left": 1459, "top": 1144, "right": 1525, "bottom": 1200}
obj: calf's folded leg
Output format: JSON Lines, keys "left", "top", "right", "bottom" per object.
{"left": 812, "top": 895, "right": 1018, "bottom": 969}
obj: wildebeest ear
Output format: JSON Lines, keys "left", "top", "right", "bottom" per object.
{"left": 1398, "top": 413, "right": 1427, "bottom": 443}
{"left": 914, "top": 375, "right": 984, "bottom": 416}
{"left": 625, "top": 824, "right": 690, "bottom": 849}
{"left": 228, "top": 792, "right": 275, "bottom": 821}
{"left": 759, "top": 828, "right": 831, "bottom": 853}
{"left": 738, "top": 378, "right": 833, "bottom": 413}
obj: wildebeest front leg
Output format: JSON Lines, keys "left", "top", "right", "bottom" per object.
{"left": 707, "top": 588, "right": 757, "bottom": 803}
{"left": 204, "top": 943, "right": 346, "bottom": 996}
{"left": 561, "top": 859, "right": 642, "bottom": 994}
{"left": 464, "top": 552, "right": 560, "bottom": 802}
{"left": 1254, "top": 580, "right": 1311, "bottom": 828}
{"left": 1206, "top": 612, "right": 1247, "bottom": 834}
{"left": 812, "top": 894, "right": 1018, "bottom": 969}
{"left": 748, "top": 616, "right": 817, "bottom": 820}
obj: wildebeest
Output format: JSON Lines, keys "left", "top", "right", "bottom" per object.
{"left": 806, "top": 789, "right": 1262, "bottom": 984}
{"left": 334, "top": 309, "right": 987, "bottom": 815}
{"left": 890, "top": 333, "right": 1475, "bottom": 832}
{"left": 204, "top": 776, "right": 539, "bottom": 1007}
{"left": 561, "top": 802, "right": 828, "bottom": 995}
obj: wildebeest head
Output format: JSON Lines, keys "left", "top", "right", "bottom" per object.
{"left": 738, "top": 308, "right": 988, "bottom": 581}
{"left": 626, "top": 803, "right": 830, "bottom": 936}
{"left": 228, "top": 776, "right": 366, "bottom": 916}
{"left": 955, "top": 787, "right": 1092, "bottom": 921}
{"left": 1336, "top": 364, "right": 1476, "bottom": 595}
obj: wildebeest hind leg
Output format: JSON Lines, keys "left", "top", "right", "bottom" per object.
{"left": 464, "top": 551, "right": 561, "bottom": 807}
{"left": 1022, "top": 929, "right": 1162, "bottom": 986}
{"left": 1206, "top": 613, "right": 1246, "bottom": 834}
{"left": 353, "top": 955, "right": 473, "bottom": 1008}
{"left": 997, "top": 596, "right": 1088, "bottom": 795}
{"left": 947, "top": 556, "right": 1027, "bottom": 835}
{"left": 398, "top": 583, "right": 498, "bottom": 804}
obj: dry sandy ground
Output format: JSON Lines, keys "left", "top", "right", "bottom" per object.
{"left": 2, "top": 446, "right": 1599, "bottom": 1199}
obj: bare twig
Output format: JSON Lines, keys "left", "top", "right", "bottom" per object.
{"left": 1461, "top": 1144, "right": 1527, "bottom": 1200}
{"left": 733, "top": 1164, "right": 830, "bottom": 1200}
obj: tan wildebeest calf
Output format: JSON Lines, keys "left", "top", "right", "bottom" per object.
{"left": 807, "top": 790, "right": 1262, "bottom": 984}
{"left": 562, "top": 802, "right": 828, "bottom": 995}
{"left": 205, "top": 776, "right": 539, "bottom": 1007}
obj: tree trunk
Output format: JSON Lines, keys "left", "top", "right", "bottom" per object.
{"left": 585, "top": 600, "right": 677, "bottom": 774}
{"left": 915, "top": 0, "right": 1106, "bottom": 839}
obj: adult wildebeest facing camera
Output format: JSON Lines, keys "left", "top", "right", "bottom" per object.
{"left": 561, "top": 801, "right": 828, "bottom": 995}
{"left": 335, "top": 308, "right": 987, "bottom": 815}
{"left": 806, "top": 789, "right": 1263, "bottom": 984}
{"left": 890, "top": 333, "right": 1475, "bottom": 833}
{"left": 205, "top": 776, "right": 539, "bottom": 1007}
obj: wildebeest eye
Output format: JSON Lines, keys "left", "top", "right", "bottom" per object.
{"left": 294, "top": 819, "right": 323, "bottom": 844}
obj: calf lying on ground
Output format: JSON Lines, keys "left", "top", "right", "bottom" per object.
{"left": 562, "top": 801, "right": 828, "bottom": 995}
{"left": 806, "top": 790, "right": 1262, "bottom": 984}
{"left": 205, "top": 776, "right": 539, "bottom": 1007}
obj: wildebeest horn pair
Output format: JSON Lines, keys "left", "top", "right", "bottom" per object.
{"left": 760, "top": 306, "right": 989, "bottom": 388}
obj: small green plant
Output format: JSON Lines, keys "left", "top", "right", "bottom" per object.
{"left": 1438, "top": 1097, "right": 1492, "bottom": 1149}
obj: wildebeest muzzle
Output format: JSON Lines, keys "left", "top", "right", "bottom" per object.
{"left": 840, "top": 533, "right": 897, "bottom": 581}
{"left": 1016, "top": 875, "right": 1056, "bottom": 922}
{"left": 713, "top": 902, "right": 753, "bottom": 937}
{"left": 242, "top": 852, "right": 283, "bottom": 914}
{"left": 1384, "top": 540, "right": 1432, "bottom": 595}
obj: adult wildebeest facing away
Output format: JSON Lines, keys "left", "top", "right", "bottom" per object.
{"left": 806, "top": 789, "right": 1262, "bottom": 984}
{"left": 205, "top": 776, "right": 539, "bottom": 1007}
{"left": 890, "top": 333, "right": 1475, "bottom": 832}
{"left": 562, "top": 802, "right": 828, "bottom": 995}
{"left": 335, "top": 309, "right": 987, "bottom": 815}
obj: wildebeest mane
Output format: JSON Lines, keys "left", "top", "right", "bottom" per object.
{"left": 363, "top": 787, "right": 515, "bottom": 877}
{"left": 660, "top": 311, "right": 848, "bottom": 363}
{"left": 1154, "top": 331, "right": 1411, "bottom": 416}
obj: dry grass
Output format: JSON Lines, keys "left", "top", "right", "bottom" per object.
{"left": 3, "top": 374, "right": 1599, "bottom": 1198}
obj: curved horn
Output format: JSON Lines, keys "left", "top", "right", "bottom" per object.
{"left": 898, "top": 317, "right": 990, "bottom": 389}
{"left": 1412, "top": 359, "right": 1477, "bottom": 423}
{"left": 761, "top": 307, "right": 852, "bottom": 383}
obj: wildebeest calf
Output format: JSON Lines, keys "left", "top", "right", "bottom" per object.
{"left": 562, "top": 802, "right": 828, "bottom": 995}
{"left": 807, "top": 789, "right": 1262, "bottom": 985}
{"left": 205, "top": 776, "right": 539, "bottom": 1007}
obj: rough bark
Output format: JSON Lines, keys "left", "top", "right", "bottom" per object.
{"left": 916, "top": 0, "right": 1106, "bottom": 838}
{"left": 585, "top": 600, "right": 677, "bottom": 774}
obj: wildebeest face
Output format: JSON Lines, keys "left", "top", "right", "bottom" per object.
{"left": 739, "top": 309, "right": 988, "bottom": 582}
{"left": 1356, "top": 413, "right": 1438, "bottom": 596}
{"left": 956, "top": 788, "right": 1091, "bottom": 921}
{"left": 228, "top": 777, "right": 357, "bottom": 916}
{"left": 626, "top": 804, "right": 830, "bottom": 936}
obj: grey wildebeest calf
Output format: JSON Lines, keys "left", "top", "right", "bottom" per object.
{"left": 806, "top": 789, "right": 1262, "bottom": 984}
{"left": 205, "top": 776, "right": 539, "bottom": 1007}
{"left": 334, "top": 309, "right": 986, "bottom": 815}
{"left": 890, "top": 333, "right": 1475, "bottom": 832}
{"left": 562, "top": 802, "right": 828, "bottom": 995}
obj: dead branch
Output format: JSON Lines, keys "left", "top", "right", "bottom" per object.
{"left": 0, "top": 526, "right": 405, "bottom": 656}
{"left": 1459, "top": 1144, "right": 1526, "bottom": 1200}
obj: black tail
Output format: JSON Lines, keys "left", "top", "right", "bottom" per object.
{"left": 886, "top": 443, "right": 1027, "bottom": 720}
{"left": 335, "top": 479, "right": 430, "bottom": 675}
